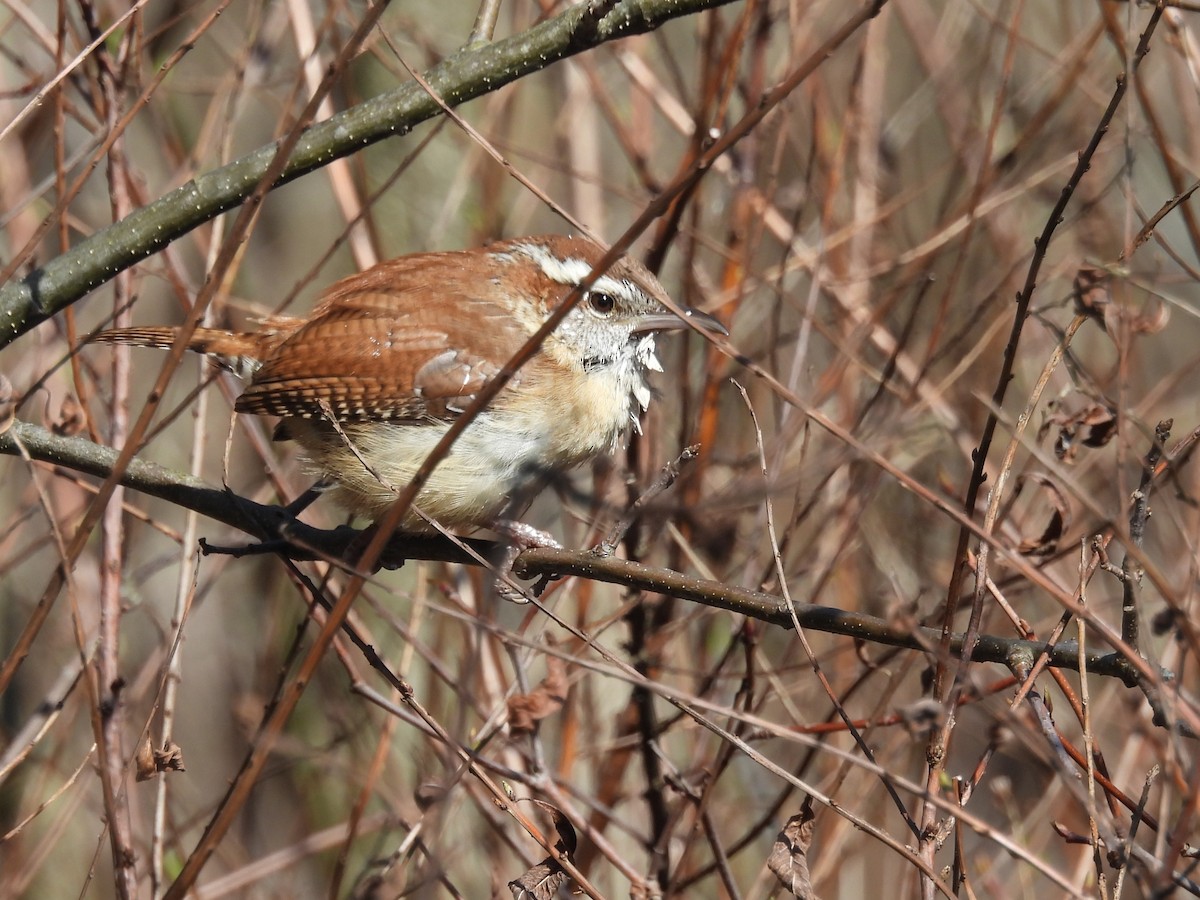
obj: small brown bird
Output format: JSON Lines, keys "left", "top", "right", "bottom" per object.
{"left": 95, "top": 235, "right": 724, "bottom": 533}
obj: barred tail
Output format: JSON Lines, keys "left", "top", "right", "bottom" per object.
{"left": 92, "top": 327, "right": 265, "bottom": 377}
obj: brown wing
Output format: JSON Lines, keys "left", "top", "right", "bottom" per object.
{"left": 234, "top": 251, "right": 530, "bottom": 422}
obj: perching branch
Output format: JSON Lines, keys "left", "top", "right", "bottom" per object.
{"left": 1, "top": 419, "right": 1143, "bottom": 685}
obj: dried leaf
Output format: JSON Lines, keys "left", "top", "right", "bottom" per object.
{"left": 508, "top": 861, "right": 568, "bottom": 899}
{"left": 1052, "top": 429, "right": 1073, "bottom": 461}
{"left": 768, "top": 809, "right": 819, "bottom": 898}
{"left": 1076, "top": 404, "right": 1118, "bottom": 448}
{"left": 1018, "top": 509, "right": 1064, "bottom": 556}
{"left": 508, "top": 800, "right": 577, "bottom": 899}
{"left": 528, "top": 799, "right": 577, "bottom": 857}
{"left": 52, "top": 394, "right": 85, "bottom": 437}
{"left": 154, "top": 742, "right": 186, "bottom": 774}
{"left": 1045, "top": 401, "right": 1116, "bottom": 462}
{"left": 135, "top": 736, "right": 157, "bottom": 782}
{"left": 1072, "top": 266, "right": 1112, "bottom": 321}
{"left": 1016, "top": 474, "right": 1071, "bottom": 556}
{"left": 507, "top": 654, "right": 568, "bottom": 736}
{"left": 135, "top": 739, "right": 185, "bottom": 781}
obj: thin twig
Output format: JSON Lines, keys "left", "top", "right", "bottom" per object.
{"left": 593, "top": 445, "right": 699, "bottom": 556}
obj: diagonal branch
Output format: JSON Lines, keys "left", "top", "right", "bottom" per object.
{"left": 0, "top": 0, "right": 738, "bottom": 348}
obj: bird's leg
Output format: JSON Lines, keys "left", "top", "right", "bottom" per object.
{"left": 200, "top": 479, "right": 337, "bottom": 560}
{"left": 489, "top": 519, "right": 562, "bottom": 603}
{"left": 284, "top": 478, "right": 336, "bottom": 516}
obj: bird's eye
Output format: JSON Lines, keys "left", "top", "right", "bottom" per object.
{"left": 587, "top": 291, "right": 616, "bottom": 316}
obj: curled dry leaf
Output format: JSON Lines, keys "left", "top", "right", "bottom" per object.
{"left": 528, "top": 799, "right": 577, "bottom": 857}
{"left": 52, "top": 394, "right": 85, "bottom": 437}
{"left": 1040, "top": 399, "right": 1117, "bottom": 462}
{"left": 1016, "top": 473, "right": 1072, "bottom": 556}
{"left": 154, "top": 742, "right": 186, "bottom": 774}
{"left": 507, "top": 860, "right": 568, "bottom": 900}
{"left": 135, "top": 738, "right": 186, "bottom": 781}
{"left": 767, "top": 808, "right": 819, "bottom": 899}
{"left": 507, "top": 799, "right": 578, "bottom": 900}
{"left": 1062, "top": 403, "right": 1117, "bottom": 459}
{"left": 1017, "top": 509, "right": 1064, "bottom": 556}
{"left": 0, "top": 375, "right": 13, "bottom": 436}
{"left": 507, "top": 652, "right": 568, "bottom": 736}
{"left": 1072, "top": 265, "right": 1112, "bottom": 322}
{"left": 135, "top": 736, "right": 157, "bottom": 782}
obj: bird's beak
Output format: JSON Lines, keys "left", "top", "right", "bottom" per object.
{"left": 633, "top": 307, "right": 728, "bottom": 336}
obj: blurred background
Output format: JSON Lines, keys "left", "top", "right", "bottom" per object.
{"left": 1, "top": 0, "right": 1199, "bottom": 897}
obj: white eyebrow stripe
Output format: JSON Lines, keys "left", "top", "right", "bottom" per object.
{"left": 592, "top": 275, "right": 642, "bottom": 305}
{"left": 512, "top": 243, "right": 643, "bottom": 305}
{"left": 515, "top": 244, "right": 591, "bottom": 284}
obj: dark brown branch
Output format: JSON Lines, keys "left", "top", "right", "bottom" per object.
{"left": 0, "top": 419, "right": 1145, "bottom": 686}
{"left": 513, "top": 548, "right": 1142, "bottom": 685}
{"left": 1121, "top": 419, "right": 1172, "bottom": 650}
{"left": 937, "top": 1, "right": 1167, "bottom": 682}
{"left": 0, "top": 420, "right": 489, "bottom": 569}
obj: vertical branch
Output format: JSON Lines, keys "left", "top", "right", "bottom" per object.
{"left": 83, "top": 0, "right": 140, "bottom": 892}
{"left": 935, "top": 1, "right": 1166, "bottom": 680}
{"left": 1119, "top": 419, "right": 1171, "bottom": 651}
{"left": 284, "top": 0, "right": 378, "bottom": 270}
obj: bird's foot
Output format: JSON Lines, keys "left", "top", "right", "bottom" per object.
{"left": 490, "top": 520, "right": 562, "bottom": 603}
